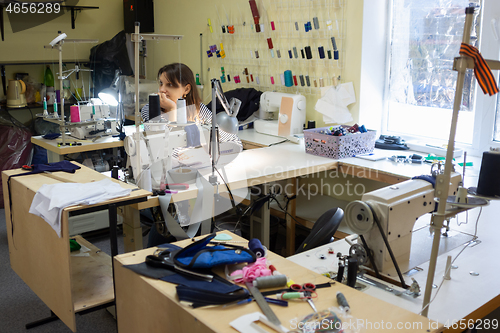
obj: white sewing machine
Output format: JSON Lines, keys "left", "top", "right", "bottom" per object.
{"left": 254, "top": 92, "right": 306, "bottom": 138}
{"left": 345, "top": 173, "right": 462, "bottom": 276}
{"left": 124, "top": 123, "right": 241, "bottom": 189}
{"left": 69, "top": 103, "right": 119, "bottom": 139}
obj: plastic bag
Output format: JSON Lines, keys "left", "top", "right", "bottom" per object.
{"left": 89, "top": 30, "right": 134, "bottom": 97}
{"left": 0, "top": 111, "right": 33, "bottom": 208}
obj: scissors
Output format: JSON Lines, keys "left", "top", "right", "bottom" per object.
{"left": 290, "top": 283, "right": 318, "bottom": 312}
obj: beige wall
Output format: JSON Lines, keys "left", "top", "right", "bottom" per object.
{"left": 0, "top": 0, "right": 124, "bottom": 124}
{"left": 147, "top": 0, "right": 364, "bottom": 126}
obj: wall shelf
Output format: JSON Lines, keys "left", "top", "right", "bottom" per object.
{"left": 0, "top": 5, "right": 99, "bottom": 42}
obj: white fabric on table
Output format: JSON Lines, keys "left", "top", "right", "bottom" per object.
{"left": 29, "top": 178, "right": 131, "bottom": 237}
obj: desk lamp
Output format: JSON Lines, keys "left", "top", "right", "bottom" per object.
{"left": 422, "top": 6, "right": 500, "bottom": 317}
{"left": 209, "top": 78, "right": 241, "bottom": 185}
{"left": 98, "top": 69, "right": 124, "bottom": 133}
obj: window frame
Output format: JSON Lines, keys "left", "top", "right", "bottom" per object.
{"left": 360, "top": 0, "right": 500, "bottom": 157}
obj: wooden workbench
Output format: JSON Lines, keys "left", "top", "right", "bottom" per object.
{"left": 114, "top": 231, "right": 444, "bottom": 333}
{"left": 2, "top": 163, "right": 150, "bottom": 332}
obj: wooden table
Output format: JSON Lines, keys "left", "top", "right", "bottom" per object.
{"left": 114, "top": 231, "right": 443, "bottom": 333}
{"left": 31, "top": 133, "right": 124, "bottom": 163}
{"left": 2, "top": 163, "right": 151, "bottom": 332}
{"left": 130, "top": 142, "right": 438, "bottom": 256}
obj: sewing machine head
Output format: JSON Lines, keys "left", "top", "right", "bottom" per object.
{"left": 124, "top": 123, "right": 241, "bottom": 189}
{"left": 345, "top": 173, "right": 462, "bottom": 276}
{"left": 255, "top": 92, "right": 306, "bottom": 137}
{"left": 69, "top": 101, "right": 119, "bottom": 139}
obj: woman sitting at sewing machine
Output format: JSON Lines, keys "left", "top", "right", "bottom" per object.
{"left": 141, "top": 63, "right": 242, "bottom": 247}
{"left": 141, "top": 62, "right": 242, "bottom": 149}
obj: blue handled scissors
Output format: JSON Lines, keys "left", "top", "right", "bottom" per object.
{"left": 290, "top": 283, "right": 318, "bottom": 312}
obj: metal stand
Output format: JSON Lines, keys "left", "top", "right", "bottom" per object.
{"left": 26, "top": 311, "right": 59, "bottom": 329}
{"left": 421, "top": 6, "right": 500, "bottom": 317}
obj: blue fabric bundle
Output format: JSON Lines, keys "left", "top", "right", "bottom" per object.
{"left": 174, "top": 233, "right": 256, "bottom": 269}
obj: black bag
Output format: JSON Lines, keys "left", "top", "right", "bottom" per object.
{"left": 208, "top": 88, "right": 263, "bottom": 122}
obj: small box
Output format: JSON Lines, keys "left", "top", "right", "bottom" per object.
{"left": 304, "top": 125, "right": 376, "bottom": 159}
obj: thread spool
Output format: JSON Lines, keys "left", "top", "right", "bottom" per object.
{"left": 305, "top": 75, "right": 311, "bottom": 87}
{"left": 301, "top": 49, "right": 305, "bottom": 59}
{"left": 334, "top": 50, "right": 339, "bottom": 60}
{"left": 346, "top": 257, "right": 358, "bottom": 288}
{"left": 149, "top": 93, "right": 161, "bottom": 121}
{"left": 336, "top": 263, "right": 344, "bottom": 282}
{"left": 176, "top": 98, "right": 187, "bottom": 124}
{"left": 280, "top": 73, "right": 285, "bottom": 86}
{"left": 305, "top": 46, "right": 313, "bottom": 59}
{"left": 253, "top": 275, "right": 287, "bottom": 289}
{"left": 313, "top": 17, "right": 320, "bottom": 29}
{"left": 288, "top": 50, "right": 293, "bottom": 59}
{"left": 299, "top": 75, "right": 305, "bottom": 87}
{"left": 336, "top": 292, "right": 350, "bottom": 312}
{"left": 318, "top": 46, "right": 325, "bottom": 59}
{"left": 111, "top": 166, "right": 119, "bottom": 179}
{"left": 476, "top": 151, "right": 500, "bottom": 197}
{"left": 70, "top": 105, "right": 80, "bottom": 122}
{"left": 277, "top": 50, "right": 281, "bottom": 58}
{"left": 284, "top": 70, "right": 293, "bottom": 87}
{"left": 248, "top": 238, "right": 266, "bottom": 258}
{"left": 293, "top": 47, "right": 298, "bottom": 58}
{"left": 267, "top": 38, "right": 274, "bottom": 49}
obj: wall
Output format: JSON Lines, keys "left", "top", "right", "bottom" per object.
{"left": 0, "top": 0, "right": 125, "bottom": 124}
{"left": 146, "top": 0, "right": 364, "bottom": 127}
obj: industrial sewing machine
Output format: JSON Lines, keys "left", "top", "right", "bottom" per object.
{"left": 69, "top": 103, "right": 119, "bottom": 139}
{"left": 124, "top": 123, "right": 241, "bottom": 189}
{"left": 345, "top": 172, "right": 463, "bottom": 278}
{"left": 254, "top": 92, "right": 306, "bottom": 139}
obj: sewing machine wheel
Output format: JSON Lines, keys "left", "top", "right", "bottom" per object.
{"left": 124, "top": 135, "right": 136, "bottom": 156}
{"left": 345, "top": 201, "right": 374, "bottom": 235}
{"left": 349, "top": 244, "right": 368, "bottom": 266}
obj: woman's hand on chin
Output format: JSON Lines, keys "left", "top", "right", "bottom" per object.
{"left": 159, "top": 93, "right": 177, "bottom": 111}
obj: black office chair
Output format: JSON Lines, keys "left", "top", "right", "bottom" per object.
{"left": 295, "top": 207, "right": 344, "bottom": 254}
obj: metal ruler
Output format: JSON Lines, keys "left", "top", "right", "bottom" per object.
{"left": 245, "top": 282, "right": 281, "bottom": 327}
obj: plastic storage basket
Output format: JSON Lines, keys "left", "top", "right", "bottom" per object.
{"left": 304, "top": 126, "right": 376, "bottom": 159}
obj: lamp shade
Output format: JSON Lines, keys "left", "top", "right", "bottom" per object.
{"left": 98, "top": 88, "right": 119, "bottom": 106}
{"left": 216, "top": 112, "right": 239, "bottom": 134}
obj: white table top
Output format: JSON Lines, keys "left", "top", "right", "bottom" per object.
{"left": 288, "top": 158, "right": 498, "bottom": 329}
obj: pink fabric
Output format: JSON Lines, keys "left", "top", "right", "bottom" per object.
{"left": 230, "top": 257, "right": 272, "bottom": 284}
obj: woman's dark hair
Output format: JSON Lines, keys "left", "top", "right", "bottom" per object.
{"left": 157, "top": 63, "right": 201, "bottom": 120}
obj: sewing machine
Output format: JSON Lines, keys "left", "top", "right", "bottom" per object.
{"left": 254, "top": 92, "right": 306, "bottom": 138}
{"left": 69, "top": 103, "right": 119, "bottom": 139}
{"left": 124, "top": 123, "right": 241, "bottom": 189}
{"left": 345, "top": 173, "right": 462, "bottom": 276}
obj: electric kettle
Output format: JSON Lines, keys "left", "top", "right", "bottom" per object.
{"left": 7, "top": 80, "right": 27, "bottom": 108}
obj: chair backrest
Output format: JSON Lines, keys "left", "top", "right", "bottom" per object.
{"left": 295, "top": 207, "right": 344, "bottom": 254}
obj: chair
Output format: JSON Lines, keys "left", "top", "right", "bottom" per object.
{"left": 295, "top": 207, "right": 344, "bottom": 254}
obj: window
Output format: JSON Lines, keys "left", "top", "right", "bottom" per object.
{"left": 386, "top": 0, "right": 480, "bottom": 145}
{"left": 360, "top": 0, "right": 500, "bottom": 155}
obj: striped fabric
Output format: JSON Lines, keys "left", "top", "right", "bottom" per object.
{"left": 141, "top": 103, "right": 242, "bottom": 149}
{"left": 459, "top": 43, "right": 499, "bottom": 96}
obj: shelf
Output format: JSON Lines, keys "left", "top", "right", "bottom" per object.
{"left": 0, "top": 5, "right": 99, "bottom": 41}
{"left": 70, "top": 235, "right": 114, "bottom": 313}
